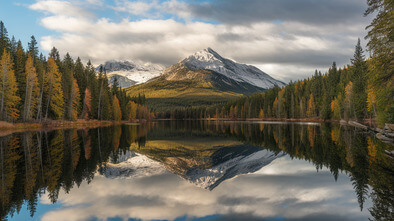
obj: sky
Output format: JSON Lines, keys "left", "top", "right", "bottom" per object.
{"left": 0, "top": 0, "right": 373, "bottom": 83}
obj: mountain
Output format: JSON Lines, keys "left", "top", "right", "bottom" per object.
{"left": 126, "top": 48, "right": 285, "bottom": 111}
{"left": 96, "top": 60, "right": 164, "bottom": 87}
{"left": 164, "top": 47, "right": 286, "bottom": 89}
{"left": 108, "top": 74, "right": 137, "bottom": 88}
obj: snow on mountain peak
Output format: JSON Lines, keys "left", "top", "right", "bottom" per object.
{"left": 96, "top": 60, "right": 164, "bottom": 86}
{"left": 182, "top": 48, "right": 286, "bottom": 89}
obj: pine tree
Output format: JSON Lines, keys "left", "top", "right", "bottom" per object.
{"left": 0, "top": 49, "right": 20, "bottom": 121}
{"left": 23, "top": 54, "right": 40, "bottom": 121}
{"left": 62, "top": 53, "right": 75, "bottom": 120}
{"left": 27, "top": 36, "right": 38, "bottom": 63}
{"left": 14, "top": 41, "right": 26, "bottom": 105}
{"left": 351, "top": 39, "right": 367, "bottom": 121}
{"left": 0, "top": 21, "right": 10, "bottom": 54}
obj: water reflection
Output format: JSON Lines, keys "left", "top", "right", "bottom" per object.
{"left": 0, "top": 121, "right": 393, "bottom": 220}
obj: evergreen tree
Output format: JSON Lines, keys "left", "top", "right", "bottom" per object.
{"left": 364, "top": 0, "right": 394, "bottom": 125}
{"left": 14, "top": 41, "right": 26, "bottom": 105}
{"left": 27, "top": 36, "right": 38, "bottom": 63}
{"left": 0, "top": 21, "right": 10, "bottom": 54}
{"left": 62, "top": 53, "right": 75, "bottom": 120}
{"left": 351, "top": 39, "right": 367, "bottom": 121}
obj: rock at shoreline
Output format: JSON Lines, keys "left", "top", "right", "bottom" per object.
{"left": 340, "top": 120, "right": 348, "bottom": 125}
{"left": 348, "top": 121, "right": 368, "bottom": 130}
{"left": 377, "top": 133, "right": 392, "bottom": 141}
{"left": 385, "top": 123, "right": 394, "bottom": 132}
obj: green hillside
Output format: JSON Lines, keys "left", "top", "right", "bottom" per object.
{"left": 125, "top": 77, "right": 243, "bottom": 112}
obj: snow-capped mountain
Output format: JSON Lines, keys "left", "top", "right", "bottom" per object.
{"left": 164, "top": 48, "right": 285, "bottom": 89}
{"left": 102, "top": 149, "right": 285, "bottom": 190}
{"left": 96, "top": 60, "right": 164, "bottom": 87}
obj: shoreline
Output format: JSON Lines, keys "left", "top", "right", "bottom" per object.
{"left": 0, "top": 120, "right": 137, "bottom": 137}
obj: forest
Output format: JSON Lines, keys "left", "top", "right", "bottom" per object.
{"left": 0, "top": 1, "right": 391, "bottom": 128}
{"left": 0, "top": 22, "right": 152, "bottom": 124}
{"left": 165, "top": 0, "right": 393, "bottom": 128}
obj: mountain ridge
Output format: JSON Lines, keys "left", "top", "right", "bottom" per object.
{"left": 125, "top": 48, "right": 286, "bottom": 112}
{"left": 96, "top": 60, "right": 164, "bottom": 87}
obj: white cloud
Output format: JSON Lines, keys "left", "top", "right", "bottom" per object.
{"left": 39, "top": 156, "right": 369, "bottom": 221}
{"left": 29, "top": 0, "right": 93, "bottom": 18}
{"left": 28, "top": 0, "right": 370, "bottom": 82}
{"left": 112, "top": 0, "right": 160, "bottom": 16}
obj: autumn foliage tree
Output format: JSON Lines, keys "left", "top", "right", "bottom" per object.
{"left": 112, "top": 95, "right": 122, "bottom": 121}
{"left": 0, "top": 20, "right": 152, "bottom": 124}
{"left": 70, "top": 78, "right": 80, "bottom": 121}
{"left": 22, "top": 54, "right": 39, "bottom": 121}
{"left": 0, "top": 49, "right": 20, "bottom": 121}
{"left": 80, "top": 88, "right": 92, "bottom": 120}
{"left": 43, "top": 57, "right": 64, "bottom": 120}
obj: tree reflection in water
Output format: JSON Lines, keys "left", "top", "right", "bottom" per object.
{"left": 0, "top": 121, "right": 392, "bottom": 220}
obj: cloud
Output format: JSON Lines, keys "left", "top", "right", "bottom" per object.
{"left": 174, "top": 0, "right": 367, "bottom": 26}
{"left": 28, "top": 0, "right": 371, "bottom": 82}
{"left": 112, "top": 0, "right": 160, "bottom": 16}
{"left": 39, "top": 156, "right": 370, "bottom": 221}
{"left": 29, "top": 0, "right": 93, "bottom": 18}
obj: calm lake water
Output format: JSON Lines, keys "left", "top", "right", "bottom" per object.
{"left": 1, "top": 121, "right": 393, "bottom": 221}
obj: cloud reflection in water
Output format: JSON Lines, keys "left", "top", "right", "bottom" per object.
{"left": 40, "top": 156, "right": 370, "bottom": 221}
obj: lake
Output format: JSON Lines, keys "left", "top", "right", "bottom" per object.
{"left": 1, "top": 121, "right": 393, "bottom": 221}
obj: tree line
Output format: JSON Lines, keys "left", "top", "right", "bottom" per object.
{"left": 0, "top": 21, "right": 152, "bottom": 123}
{"left": 165, "top": 0, "right": 393, "bottom": 127}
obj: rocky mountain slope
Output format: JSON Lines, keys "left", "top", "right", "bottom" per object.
{"left": 126, "top": 48, "right": 285, "bottom": 111}
{"left": 163, "top": 48, "right": 285, "bottom": 90}
{"left": 96, "top": 60, "right": 164, "bottom": 87}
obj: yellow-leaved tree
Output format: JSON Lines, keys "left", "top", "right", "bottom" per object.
{"left": 306, "top": 93, "right": 315, "bottom": 117}
{"left": 44, "top": 57, "right": 64, "bottom": 120}
{"left": 23, "top": 54, "right": 40, "bottom": 121}
{"left": 112, "top": 95, "right": 122, "bottom": 121}
{"left": 70, "top": 78, "right": 80, "bottom": 121}
{"left": 0, "top": 49, "right": 20, "bottom": 121}
{"left": 81, "top": 88, "right": 91, "bottom": 120}
{"left": 127, "top": 100, "right": 137, "bottom": 121}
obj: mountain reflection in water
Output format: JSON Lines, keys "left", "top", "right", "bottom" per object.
{"left": 0, "top": 121, "right": 393, "bottom": 221}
